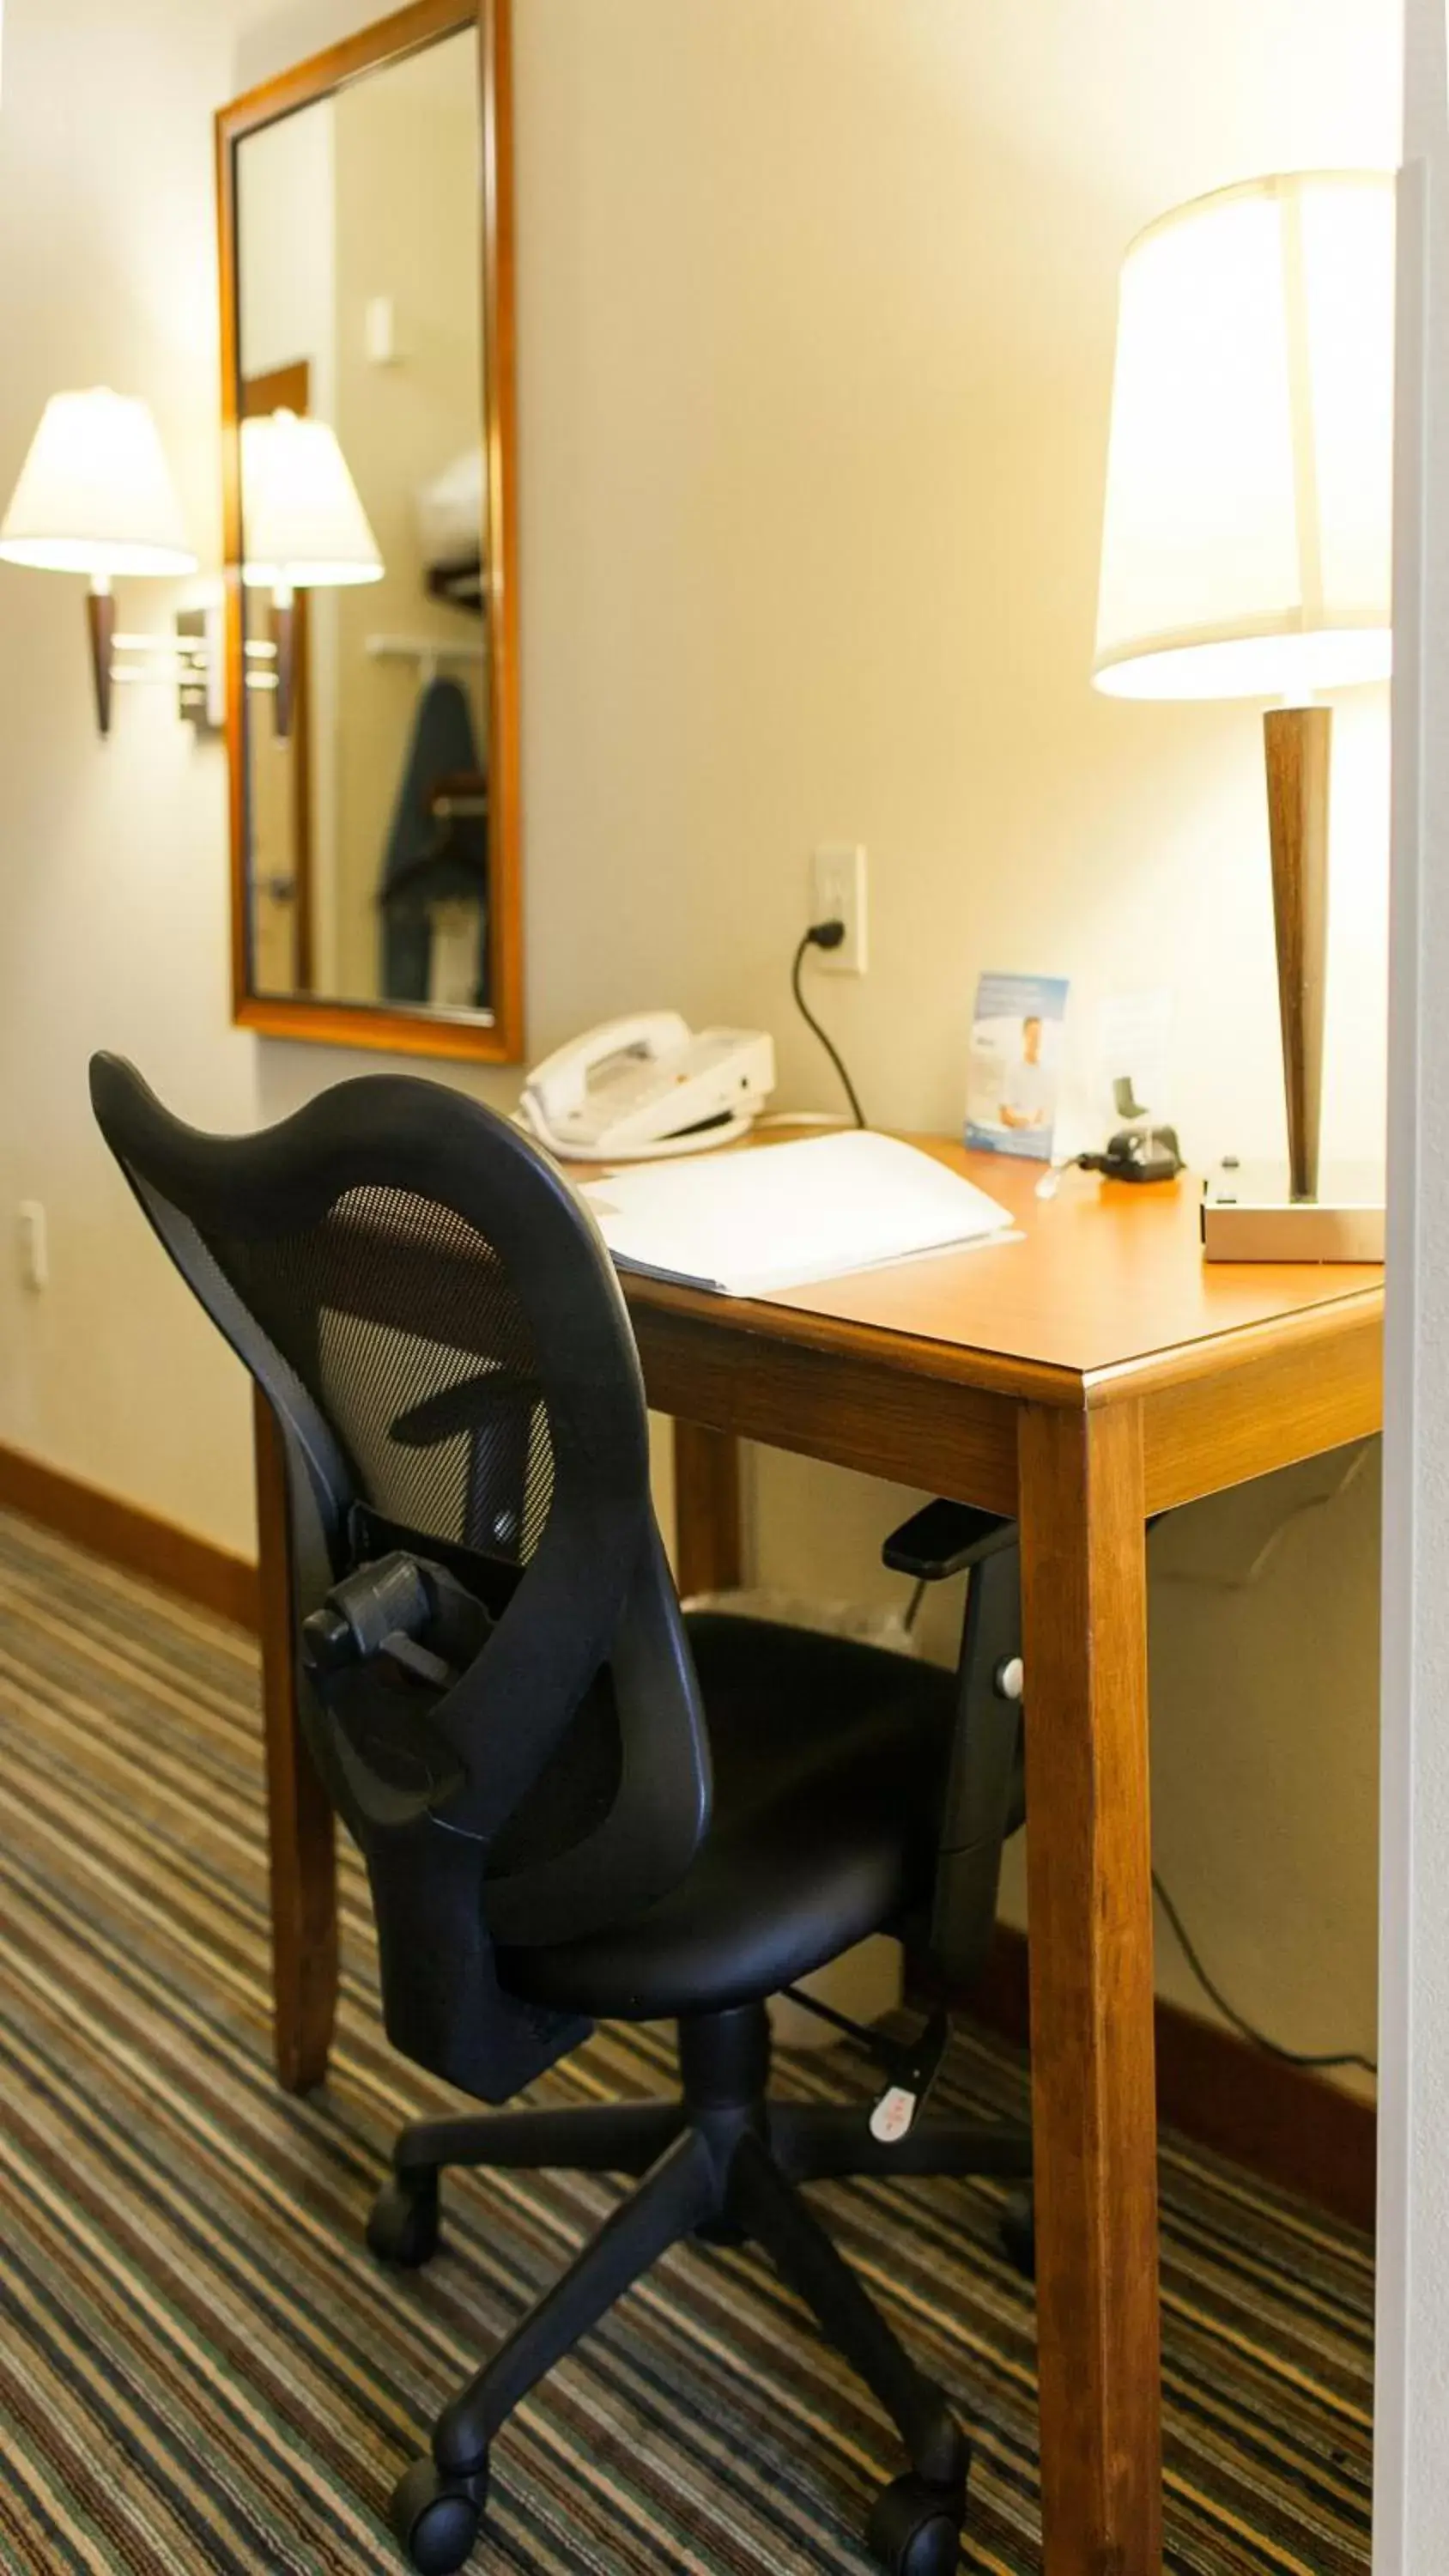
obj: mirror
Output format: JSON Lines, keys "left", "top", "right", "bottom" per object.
{"left": 217, "top": 0, "right": 522, "bottom": 1061}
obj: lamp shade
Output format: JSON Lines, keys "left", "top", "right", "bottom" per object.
{"left": 0, "top": 388, "right": 196, "bottom": 578}
{"left": 240, "top": 410, "right": 383, "bottom": 589}
{"left": 1093, "top": 171, "right": 1395, "bottom": 702}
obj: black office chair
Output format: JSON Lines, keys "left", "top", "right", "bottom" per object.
{"left": 90, "top": 1058, "right": 1032, "bottom": 2576}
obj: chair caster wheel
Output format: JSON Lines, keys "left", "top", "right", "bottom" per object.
{"left": 369, "top": 2175, "right": 441, "bottom": 2269}
{"left": 866, "top": 2471, "right": 965, "bottom": 2575}
{"left": 999, "top": 2189, "right": 1036, "bottom": 2281}
{"left": 389, "top": 2456, "right": 485, "bottom": 2573}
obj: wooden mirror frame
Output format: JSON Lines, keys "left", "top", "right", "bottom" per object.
{"left": 215, "top": 0, "right": 524, "bottom": 1063}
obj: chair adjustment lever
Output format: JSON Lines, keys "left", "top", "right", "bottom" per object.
{"left": 779, "top": 1990, "right": 951, "bottom": 2142}
{"left": 867, "top": 2007, "right": 950, "bottom": 2143}
{"left": 304, "top": 1552, "right": 433, "bottom": 1674}
{"left": 301, "top": 1550, "right": 493, "bottom": 1692}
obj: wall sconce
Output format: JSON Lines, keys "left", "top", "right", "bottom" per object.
{"left": 0, "top": 387, "right": 199, "bottom": 733}
{"left": 239, "top": 409, "right": 383, "bottom": 737}
{"left": 104, "top": 599, "right": 227, "bottom": 735}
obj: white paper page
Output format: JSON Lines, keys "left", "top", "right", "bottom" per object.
{"left": 579, "top": 1131, "right": 1014, "bottom": 1297}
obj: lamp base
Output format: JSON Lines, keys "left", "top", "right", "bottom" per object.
{"left": 1200, "top": 1159, "right": 1384, "bottom": 1262}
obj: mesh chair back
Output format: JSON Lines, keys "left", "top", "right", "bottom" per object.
{"left": 89, "top": 1058, "right": 712, "bottom": 2101}
{"left": 202, "top": 1178, "right": 557, "bottom": 1565}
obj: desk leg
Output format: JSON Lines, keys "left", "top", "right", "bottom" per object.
{"left": 672, "top": 1422, "right": 743, "bottom": 1597}
{"left": 254, "top": 1388, "right": 338, "bottom": 2093}
{"left": 1018, "top": 1397, "right": 1161, "bottom": 2576}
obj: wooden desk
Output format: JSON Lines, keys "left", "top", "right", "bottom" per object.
{"left": 252, "top": 1143, "right": 1383, "bottom": 2576}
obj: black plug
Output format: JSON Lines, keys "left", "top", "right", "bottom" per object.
{"left": 791, "top": 920, "right": 866, "bottom": 1126}
{"left": 1077, "top": 1124, "right": 1184, "bottom": 1184}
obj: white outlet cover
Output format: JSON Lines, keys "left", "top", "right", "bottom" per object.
{"left": 811, "top": 843, "right": 868, "bottom": 973}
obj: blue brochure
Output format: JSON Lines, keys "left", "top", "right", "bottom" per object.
{"left": 966, "top": 973, "right": 1070, "bottom": 1162}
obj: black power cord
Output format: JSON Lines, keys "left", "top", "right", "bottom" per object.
{"left": 791, "top": 922, "right": 867, "bottom": 1128}
{"left": 1152, "top": 1870, "right": 1377, "bottom": 2077}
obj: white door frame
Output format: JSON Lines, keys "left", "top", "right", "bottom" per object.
{"left": 1376, "top": 7, "right": 1449, "bottom": 2569}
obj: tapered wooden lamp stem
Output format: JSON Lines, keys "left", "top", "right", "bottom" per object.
{"left": 86, "top": 578, "right": 115, "bottom": 737}
{"left": 1263, "top": 704, "right": 1331, "bottom": 1204}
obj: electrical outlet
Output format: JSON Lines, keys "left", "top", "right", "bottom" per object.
{"left": 811, "top": 844, "right": 868, "bottom": 974}
{"left": 17, "top": 1201, "right": 47, "bottom": 1292}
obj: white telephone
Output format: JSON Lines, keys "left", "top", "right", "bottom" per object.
{"left": 517, "top": 1012, "right": 776, "bottom": 1161}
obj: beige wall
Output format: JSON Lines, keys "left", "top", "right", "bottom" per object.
{"left": 330, "top": 28, "right": 485, "bottom": 1002}
{"left": 236, "top": 94, "right": 339, "bottom": 997}
{"left": 0, "top": 0, "right": 259, "bottom": 1544}
{"left": 0, "top": 0, "right": 1399, "bottom": 2074}
{"left": 237, "top": 95, "right": 336, "bottom": 400}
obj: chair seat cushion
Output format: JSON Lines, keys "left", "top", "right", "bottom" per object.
{"left": 497, "top": 1612, "right": 955, "bottom": 2020}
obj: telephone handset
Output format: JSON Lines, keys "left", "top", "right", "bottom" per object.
{"left": 517, "top": 1012, "right": 776, "bottom": 1161}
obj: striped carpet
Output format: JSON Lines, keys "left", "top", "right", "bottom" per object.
{"left": 0, "top": 1504, "right": 1373, "bottom": 2575}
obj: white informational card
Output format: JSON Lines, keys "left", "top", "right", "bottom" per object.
{"left": 579, "top": 1130, "right": 1015, "bottom": 1298}
{"left": 966, "top": 971, "right": 1070, "bottom": 1163}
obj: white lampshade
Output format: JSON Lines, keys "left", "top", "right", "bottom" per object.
{"left": 1093, "top": 171, "right": 1395, "bottom": 702}
{"left": 0, "top": 388, "right": 196, "bottom": 579}
{"left": 240, "top": 410, "right": 383, "bottom": 589}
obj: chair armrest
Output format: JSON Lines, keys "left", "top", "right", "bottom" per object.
{"left": 882, "top": 1498, "right": 1016, "bottom": 1582}
{"left": 926, "top": 1535, "right": 1025, "bottom": 1990}
{"left": 882, "top": 1504, "right": 1025, "bottom": 1995}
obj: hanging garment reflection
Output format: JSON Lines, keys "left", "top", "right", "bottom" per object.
{"left": 379, "top": 675, "right": 489, "bottom": 1010}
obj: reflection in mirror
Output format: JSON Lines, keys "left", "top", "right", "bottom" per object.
{"left": 234, "top": 25, "right": 491, "bottom": 1020}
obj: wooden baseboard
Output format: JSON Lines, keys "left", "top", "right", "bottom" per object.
{"left": 0, "top": 1443, "right": 259, "bottom": 1632}
{"left": 959, "top": 1923, "right": 1375, "bottom": 2235}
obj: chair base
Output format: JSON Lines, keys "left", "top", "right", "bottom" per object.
{"left": 373, "top": 2002, "right": 1032, "bottom": 2574}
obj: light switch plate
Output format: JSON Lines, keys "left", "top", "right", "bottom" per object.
{"left": 16, "top": 1200, "right": 47, "bottom": 1291}
{"left": 364, "top": 295, "right": 399, "bottom": 365}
